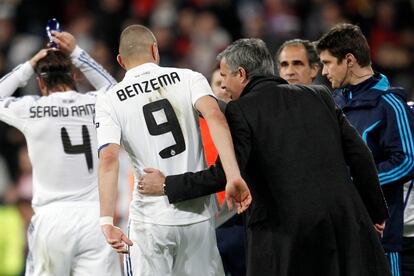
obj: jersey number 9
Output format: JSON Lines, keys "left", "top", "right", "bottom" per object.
{"left": 143, "top": 99, "right": 186, "bottom": 159}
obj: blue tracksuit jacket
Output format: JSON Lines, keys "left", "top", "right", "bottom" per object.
{"left": 333, "top": 73, "right": 414, "bottom": 252}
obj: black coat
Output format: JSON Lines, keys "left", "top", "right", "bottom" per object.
{"left": 166, "top": 76, "right": 391, "bottom": 276}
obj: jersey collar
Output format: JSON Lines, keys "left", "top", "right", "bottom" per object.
{"left": 125, "top": 63, "right": 159, "bottom": 79}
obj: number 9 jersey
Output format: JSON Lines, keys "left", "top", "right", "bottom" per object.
{"left": 95, "top": 63, "right": 218, "bottom": 225}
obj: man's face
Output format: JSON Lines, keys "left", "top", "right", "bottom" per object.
{"left": 210, "top": 69, "right": 231, "bottom": 103}
{"left": 278, "top": 44, "right": 318, "bottom": 85}
{"left": 219, "top": 58, "right": 245, "bottom": 100}
{"left": 319, "top": 50, "right": 349, "bottom": 89}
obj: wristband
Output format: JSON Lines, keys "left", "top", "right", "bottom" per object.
{"left": 99, "top": 216, "right": 114, "bottom": 226}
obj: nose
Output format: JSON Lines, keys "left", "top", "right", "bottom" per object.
{"left": 321, "top": 65, "right": 328, "bottom": 76}
{"left": 285, "top": 64, "right": 295, "bottom": 76}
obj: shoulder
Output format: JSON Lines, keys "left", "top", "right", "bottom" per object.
{"left": 164, "top": 67, "right": 207, "bottom": 81}
{"left": 0, "top": 95, "right": 41, "bottom": 107}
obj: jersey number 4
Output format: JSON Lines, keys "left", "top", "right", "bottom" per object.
{"left": 61, "top": 125, "right": 93, "bottom": 172}
{"left": 143, "top": 99, "right": 186, "bottom": 159}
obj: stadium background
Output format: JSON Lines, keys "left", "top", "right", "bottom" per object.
{"left": 0, "top": 0, "right": 413, "bottom": 274}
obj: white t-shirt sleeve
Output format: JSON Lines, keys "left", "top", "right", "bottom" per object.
{"left": 189, "top": 71, "right": 216, "bottom": 108}
{"left": 0, "top": 62, "right": 34, "bottom": 98}
{"left": 71, "top": 46, "right": 116, "bottom": 92}
{"left": 95, "top": 94, "right": 121, "bottom": 148}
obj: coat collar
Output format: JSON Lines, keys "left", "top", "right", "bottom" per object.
{"left": 333, "top": 73, "right": 407, "bottom": 109}
{"left": 240, "top": 76, "right": 288, "bottom": 97}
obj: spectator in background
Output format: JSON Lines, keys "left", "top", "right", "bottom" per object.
{"left": 317, "top": 23, "right": 414, "bottom": 276}
{"left": 276, "top": 39, "right": 320, "bottom": 85}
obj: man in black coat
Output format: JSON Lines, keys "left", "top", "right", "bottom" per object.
{"left": 139, "top": 38, "right": 391, "bottom": 276}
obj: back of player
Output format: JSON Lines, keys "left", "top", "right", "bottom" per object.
{"left": 98, "top": 64, "right": 215, "bottom": 224}
{"left": 96, "top": 25, "right": 233, "bottom": 276}
{"left": 0, "top": 36, "right": 121, "bottom": 276}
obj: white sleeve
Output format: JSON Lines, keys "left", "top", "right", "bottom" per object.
{"left": 0, "top": 96, "right": 34, "bottom": 131}
{"left": 189, "top": 71, "right": 216, "bottom": 108}
{"left": 0, "top": 62, "right": 34, "bottom": 98}
{"left": 95, "top": 94, "right": 122, "bottom": 150}
{"left": 71, "top": 46, "right": 117, "bottom": 92}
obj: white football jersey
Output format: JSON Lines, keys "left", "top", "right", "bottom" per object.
{"left": 95, "top": 63, "right": 216, "bottom": 225}
{"left": 0, "top": 47, "right": 116, "bottom": 208}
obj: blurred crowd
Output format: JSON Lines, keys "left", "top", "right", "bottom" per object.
{"left": 0, "top": 0, "right": 413, "bottom": 274}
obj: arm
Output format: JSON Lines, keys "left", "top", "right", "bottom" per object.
{"left": 0, "top": 49, "right": 48, "bottom": 98}
{"left": 195, "top": 96, "right": 244, "bottom": 183}
{"left": 99, "top": 143, "right": 120, "bottom": 220}
{"left": 99, "top": 143, "right": 133, "bottom": 253}
{"left": 376, "top": 94, "right": 414, "bottom": 185}
{"left": 0, "top": 48, "right": 46, "bottom": 129}
{"left": 52, "top": 31, "right": 116, "bottom": 91}
{"left": 95, "top": 95, "right": 132, "bottom": 252}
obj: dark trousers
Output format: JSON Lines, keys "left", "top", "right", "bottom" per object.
{"left": 216, "top": 216, "right": 246, "bottom": 276}
{"left": 402, "top": 237, "right": 414, "bottom": 275}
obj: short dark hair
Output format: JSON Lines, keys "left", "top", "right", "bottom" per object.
{"left": 276, "top": 39, "right": 320, "bottom": 68}
{"left": 35, "top": 50, "right": 76, "bottom": 91}
{"left": 316, "top": 23, "right": 371, "bottom": 67}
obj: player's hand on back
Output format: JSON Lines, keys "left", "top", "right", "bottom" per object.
{"left": 139, "top": 168, "right": 166, "bottom": 196}
{"left": 225, "top": 176, "right": 252, "bottom": 214}
{"left": 50, "top": 31, "right": 76, "bottom": 55}
{"left": 101, "top": 224, "right": 133, "bottom": 254}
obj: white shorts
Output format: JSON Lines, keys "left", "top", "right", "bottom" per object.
{"left": 25, "top": 202, "right": 122, "bottom": 276}
{"left": 125, "top": 219, "right": 224, "bottom": 276}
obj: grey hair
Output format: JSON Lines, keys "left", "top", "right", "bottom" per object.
{"left": 217, "top": 38, "right": 275, "bottom": 80}
{"left": 276, "top": 39, "right": 320, "bottom": 69}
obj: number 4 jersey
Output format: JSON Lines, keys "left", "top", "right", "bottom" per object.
{"left": 95, "top": 63, "right": 218, "bottom": 225}
{"left": 0, "top": 91, "right": 99, "bottom": 207}
{"left": 0, "top": 47, "right": 116, "bottom": 209}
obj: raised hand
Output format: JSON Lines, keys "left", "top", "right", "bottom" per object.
{"left": 29, "top": 49, "right": 49, "bottom": 69}
{"left": 50, "top": 31, "right": 76, "bottom": 55}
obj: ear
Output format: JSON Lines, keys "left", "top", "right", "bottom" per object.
{"left": 345, "top": 53, "right": 356, "bottom": 67}
{"left": 238, "top": 67, "right": 248, "bottom": 84}
{"left": 310, "top": 63, "right": 320, "bottom": 79}
{"left": 36, "top": 77, "right": 48, "bottom": 96}
{"left": 117, "top": 54, "right": 126, "bottom": 69}
{"left": 151, "top": 43, "right": 159, "bottom": 64}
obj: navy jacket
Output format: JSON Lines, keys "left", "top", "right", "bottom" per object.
{"left": 333, "top": 73, "right": 414, "bottom": 252}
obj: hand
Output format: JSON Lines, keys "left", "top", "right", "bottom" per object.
{"left": 225, "top": 176, "right": 252, "bottom": 214}
{"left": 29, "top": 49, "right": 49, "bottom": 69}
{"left": 101, "top": 224, "right": 133, "bottom": 254}
{"left": 374, "top": 221, "right": 386, "bottom": 236}
{"left": 138, "top": 168, "right": 166, "bottom": 196}
{"left": 50, "top": 31, "right": 76, "bottom": 55}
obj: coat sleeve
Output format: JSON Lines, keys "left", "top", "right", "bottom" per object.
{"left": 319, "top": 87, "right": 389, "bottom": 224}
{"left": 165, "top": 100, "right": 252, "bottom": 204}
{"left": 376, "top": 93, "right": 414, "bottom": 185}
{"left": 165, "top": 162, "right": 226, "bottom": 204}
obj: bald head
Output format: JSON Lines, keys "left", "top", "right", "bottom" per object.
{"left": 118, "top": 25, "right": 159, "bottom": 69}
